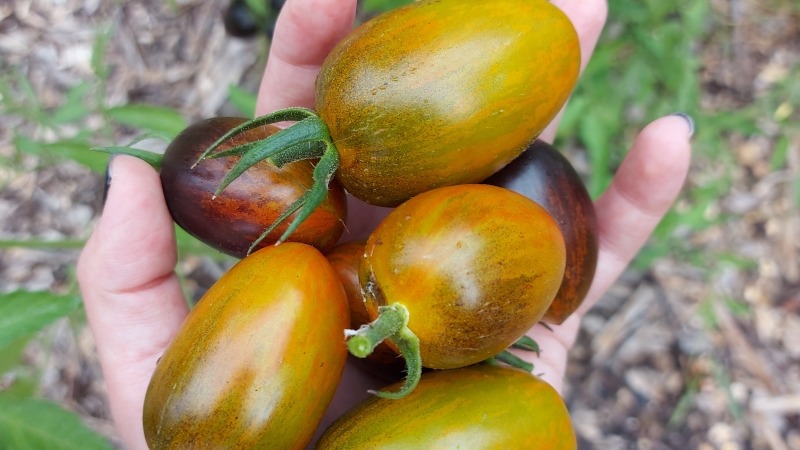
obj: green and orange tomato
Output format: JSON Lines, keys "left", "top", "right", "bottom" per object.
{"left": 316, "top": 0, "right": 580, "bottom": 206}
{"left": 316, "top": 365, "right": 577, "bottom": 449}
{"left": 347, "top": 184, "right": 566, "bottom": 397}
{"left": 143, "top": 243, "right": 349, "bottom": 450}
{"left": 486, "top": 140, "right": 598, "bottom": 324}
{"left": 201, "top": 0, "right": 580, "bottom": 241}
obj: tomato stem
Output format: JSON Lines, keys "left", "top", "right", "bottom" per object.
{"left": 371, "top": 324, "right": 421, "bottom": 400}
{"left": 346, "top": 304, "right": 422, "bottom": 399}
{"left": 194, "top": 108, "right": 342, "bottom": 246}
{"left": 490, "top": 350, "right": 534, "bottom": 372}
{"left": 193, "top": 107, "right": 317, "bottom": 166}
{"left": 92, "top": 146, "right": 163, "bottom": 170}
{"left": 511, "top": 335, "right": 541, "bottom": 356}
{"left": 346, "top": 304, "right": 407, "bottom": 358}
{"left": 275, "top": 145, "right": 339, "bottom": 245}
{"left": 247, "top": 191, "right": 309, "bottom": 255}
{"left": 208, "top": 117, "right": 329, "bottom": 199}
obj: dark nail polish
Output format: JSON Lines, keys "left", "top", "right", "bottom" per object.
{"left": 670, "top": 113, "right": 695, "bottom": 138}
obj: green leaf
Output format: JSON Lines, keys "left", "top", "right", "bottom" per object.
{"left": 2, "top": 376, "right": 38, "bottom": 399}
{"left": 105, "top": 104, "right": 187, "bottom": 138}
{"left": 794, "top": 173, "right": 800, "bottom": 207}
{"left": 770, "top": 135, "right": 789, "bottom": 170}
{"left": 0, "top": 292, "right": 82, "bottom": 349}
{"left": 92, "top": 145, "right": 162, "bottom": 170}
{"left": 0, "top": 393, "right": 113, "bottom": 450}
{"left": 50, "top": 83, "right": 91, "bottom": 125}
{"left": 12, "top": 135, "right": 109, "bottom": 173}
{"left": 0, "top": 239, "right": 86, "bottom": 250}
{"left": 243, "top": 0, "right": 268, "bottom": 17}
{"left": 91, "top": 26, "right": 112, "bottom": 82}
{"left": 0, "top": 337, "right": 29, "bottom": 374}
{"left": 227, "top": 84, "right": 257, "bottom": 118}
{"left": 578, "top": 114, "right": 616, "bottom": 198}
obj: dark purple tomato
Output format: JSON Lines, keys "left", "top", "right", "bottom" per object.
{"left": 161, "top": 117, "right": 347, "bottom": 258}
{"left": 485, "top": 140, "right": 598, "bottom": 324}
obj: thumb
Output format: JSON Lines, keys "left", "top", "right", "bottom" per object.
{"left": 78, "top": 155, "right": 188, "bottom": 450}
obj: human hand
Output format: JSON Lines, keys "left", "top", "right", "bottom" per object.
{"left": 77, "top": 0, "right": 691, "bottom": 448}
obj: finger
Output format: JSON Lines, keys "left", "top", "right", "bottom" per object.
{"left": 77, "top": 156, "right": 189, "bottom": 450}
{"left": 256, "top": 0, "right": 357, "bottom": 114}
{"left": 551, "top": 0, "right": 609, "bottom": 75}
{"left": 516, "top": 114, "right": 692, "bottom": 393}
{"left": 578, "top": 114, "right": 693, "bottom": 314}
{"left": 523, "top": 315, "right": 582, "bottom": 393}
{"left": 539, "top": 0, "right": 609, "bottom": 142}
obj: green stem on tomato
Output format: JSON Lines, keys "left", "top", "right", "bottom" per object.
{"left": 492, "top": 349, "right": 534, "bottom": 372}
{"left": 194, "top": 107, "right": 318, "bottom": 165}
{"left": 372, "top": 324, "right": 421, "bottom": 400}
{"left": 247, "top": 191, "right": 310, "bottom": 255}
{"left": 346, "top": 304, "right": 408, "bottom": 357}
{"left": 345, "top": 303, "right": 422, "bottom": 399}
{"left": 193, "top": 109, "right": 341, "bottom": 246}
{"left": 273, "top": 145, "right": 339, "bottom": 245}
{"left": 511, "top": 335, "right": 541, "bottom": 356}
{"left": 209, "top": 117, "right": 330, "bottom": 199}
{"left": 92, "top": 146, "right": 163, "bottom": 170}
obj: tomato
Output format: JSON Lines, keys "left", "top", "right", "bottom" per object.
{"left": 142, "top": 243, "right": 349, "bottom": 449}
{"left": 201, "top": 0, "right": 579, "bottom": 241}
{"left": 326, "top": 241, "right": 406, "bottom": 380}
{"left": 348, "top": 184, "right": 565, "bottom": 397}
{"left": 100, "top": 117, "right": 348, "bottom": 257}
{"left": 326, "top": 241, "right": 371, "bottom": 327}
{"left": 317, "top": 0, "right": 579, "bottom": 206}
{"left": 316, "top": 364, "right": 577, "bottom": 449}
{"left": 486, "top": 140, "right": 598, "bottom": 324}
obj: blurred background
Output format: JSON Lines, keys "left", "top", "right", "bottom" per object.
{"left": 0, "top": 0, "right": 798, "bottom": 448}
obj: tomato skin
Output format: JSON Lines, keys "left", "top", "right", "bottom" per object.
{"left": 316, "top": 364, "right": 577, "bottom": 449}
{"left": 316, "top": 0, "right": 580, "bottom": 207}
{"left": 359, "top": 184, "right": 566, "bottom": 369}
{"left": 486, "top": 140, "right": 598, "bottom": 324}
{"left": 143, "top": 243, "right": 349, "bottom": 450}
{"left": 161, "top": 117, "right": 347, "bottom": 257}
{"left": 326, "top": 241, "right": 371, "bottom": 327}
{"left": 326, "top": 242, "right": 406, "bottom": 380}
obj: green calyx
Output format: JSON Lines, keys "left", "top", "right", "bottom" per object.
{"left": 345, "top": 304, "right": 422, "bottom": 400}
{"left": 483, "top": 335, "right": 540, "bottom": 372}
{"left": 511, "top": 335, "right": 541, "bottom": 356}
{"left": 92, "top": 146, "right": 164, "bottom": 170}
{"left": 195, "top": 107, "right": 341, "bottom": 247}
{"left": 92, "top": 132, "right": 175, "bottom": 169}
{"left": 487, "top": 350, "right": 534, "bottom": 372}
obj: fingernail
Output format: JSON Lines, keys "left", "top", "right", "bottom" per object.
{"left": 102, "top": 154, "right": 117, "bottom": 207}
{"left": 670, "top": 113, "right": 695, "bottom": 138}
